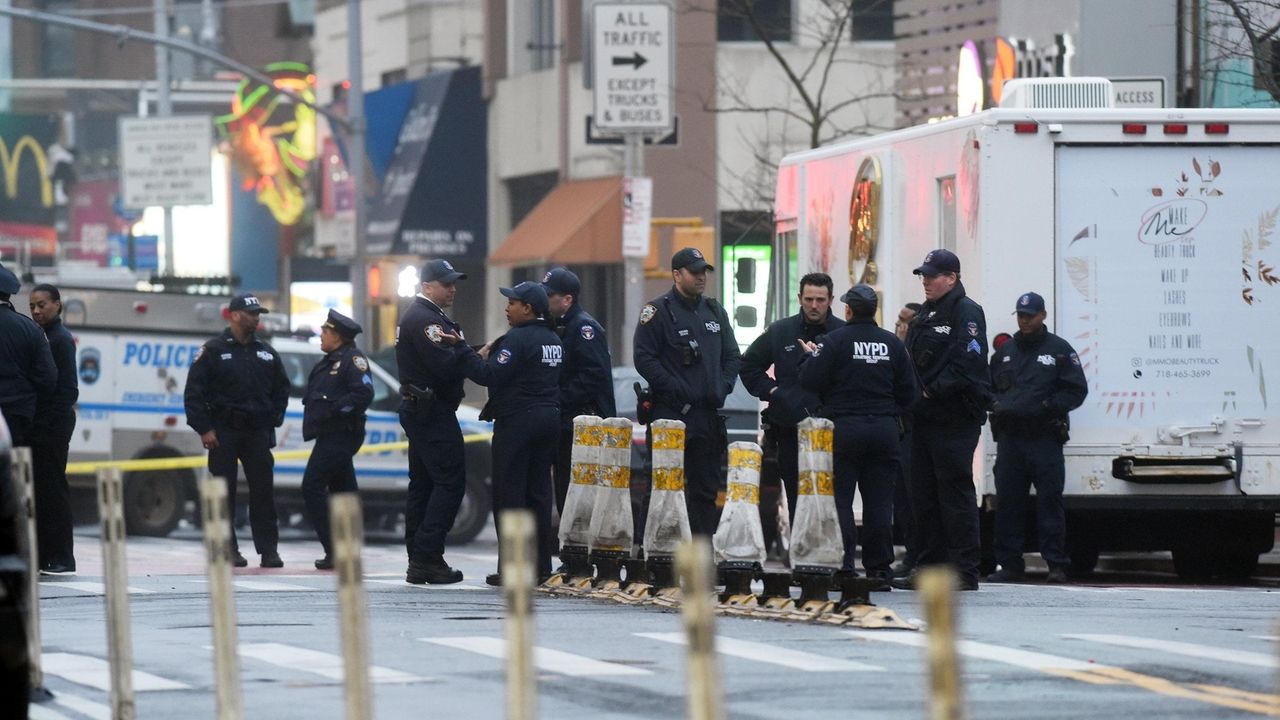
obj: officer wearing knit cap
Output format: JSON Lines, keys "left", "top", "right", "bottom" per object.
{"left": 799, "top": 284, "right": 917, "bottom": 585}
{"left": 0, "top": 262, "right": 56, "bottom": 448}
{"left": 302, "top": 309, "right": 374, "bottom": 569}
{"left": 542, "top": 267, "right": 615, "bottom": 521}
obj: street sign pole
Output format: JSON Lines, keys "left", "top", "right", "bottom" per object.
{"left": 622, "top": 132, "right": 645, "bottom": 364}
{"left": 153, "top": 0, "right": 176, "bottom": 276}
{"left": 346, "top": 0, "right": 369, "bottom": 341}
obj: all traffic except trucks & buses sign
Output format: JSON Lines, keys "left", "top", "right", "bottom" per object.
{"left": 592, "top": 2, "right": 674, "bottom": 134}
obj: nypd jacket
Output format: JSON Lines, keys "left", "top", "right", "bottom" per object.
{"left": 396, "top": 296, "right": 468, "bottom": 411}
{"left": 458, "top": 320, "right": 561, "bottom": 420}
{"left": 799, "top": 317, "right": 917, "bottom": 417}
{"left": 905, "top": 281, "right": 992, "bottom": 425}
{"left": 633, "top": 287, "right": 742, "bottom": 410}
{"left": 555, "top": 302, "right": 616, "bottom": 420}
{"left": 0, "top": 302, "right": 56, "bottom": 422}
{"left": 183, "top": 329, "right": 290, "bottom": 434}
{"left": 302, "top": 343, "right": 375, "bottom": 441}
{"left": 990, "top": 328, "right": 1088, "bottom": 427}
{"left": 740, "top": 310, "right": 843, "bottom": 427}
{"left": 32, "top": 317, "right": 78, "bottom": 438}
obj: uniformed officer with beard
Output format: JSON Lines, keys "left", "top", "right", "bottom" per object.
{"left": 301, "top": 310, "right": 374, "bottom": 570}
{"left": 799, "top": 285, "right": 917, "bottom": 585}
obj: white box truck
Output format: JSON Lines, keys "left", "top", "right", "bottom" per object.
{"left": 766, "top": 78, "right": 1280, "bottom": 579}
{"left": 12, "top": 286, "right": 494, "bottom": 544}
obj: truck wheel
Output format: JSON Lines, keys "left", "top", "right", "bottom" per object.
{"left": 446, "top": 449, "right": 491, "bottom": 546}
{"left": 123, "top": 468, "right": 188, "bottom": 537}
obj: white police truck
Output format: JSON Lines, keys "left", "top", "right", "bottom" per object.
{"left": 24, "top": 286, "right": 493, "bottom": 544}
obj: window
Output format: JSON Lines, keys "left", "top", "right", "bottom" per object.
{"left": 850, "top": 0, "right": 894, "bottom": 42}
{"left": 506, "top": 172, "right": 559, "bottom": 228}
{"left": 41, "top": 1, "right": 76, "bottom": 77}
{"left": 529, "top": 0, "right": 557, "bottom": 71}
{"left": 718, "top": 0, "right": 792, "bottom": 43}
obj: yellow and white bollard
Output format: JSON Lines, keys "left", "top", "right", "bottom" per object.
{"left": 331, "top": 494, "right": 373, "bottom": 720}
{"left": 588, "top": 417, "right": 635, "bottom": 589}
{"left": 97, "top": 467, "right": 135, "bottom": 720}
{"left": 200, "top": 478, "right": 243, "bottom": 720}
{"left": 676, "top": 538, "right": 725, "bottom": 720}
{"left": 712, "top": 442, "right": 765, "bottom": 601}
{"left": 500, "top": 510, "right": 538, "bottom": 720}
{"left": 644, "top": 419, "right": 690, "bottom": 595}
{"left": 920, "top": 567, "right": 965, "bottom": 720}
{"left": 557, "top": 415, "right": 603, "bottom": 582}
{"left": 790, "top": 418, "right": 842, "bottom": 613}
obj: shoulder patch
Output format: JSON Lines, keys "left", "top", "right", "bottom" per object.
{"left": 425, "top": 323, "right": 444, "bottom": 343}
{"left": 966, "top": 321, "right": 979, "bottom": 337}
{"left": 580, "top": 324, "right": 596, "bottom": 340}
{"left": 353, "top": 355, "right": 369, "bottom": 372}
{"left": 639, "top": 304, "right": 657, "bottom": 325}
{"left": 1070, "top": 352, "right": 1081, "bottom": 366}
{"left": 496, "top": 348, "right": 513, "bottom": 365}
{"left": 966, "top": 339, "right": 982, "bottom": 354}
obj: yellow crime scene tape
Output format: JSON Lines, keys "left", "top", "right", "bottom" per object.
{"left": 64, "top": 432, "right": 494, "bottom": 474}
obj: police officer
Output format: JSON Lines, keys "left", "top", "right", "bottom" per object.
{"left": 397, "top": 259, "right": 470, "bottom": 585}
{"left": 799, "top": 285, "right": 917, "bottom": 584}
{"left": 0, "top": 263, "right": 55, "bottom": 449}
{"left": 634, "top": 247, "right": 742, "bottom": 537}
{"left": 184, "top": 293, "right": 290, "bottom": 568}
{"left": 542, "top": 268, "right": 616, "bottom": 518}
{"left": 987, "top": 292, "right": 1088, "bottom": 584}
{"left": 740, "top": 272, "right": 843, "bottom": 520}
{"left": 29, "top": 284, "right": 78, "bottom": 575}
{"left": 444, "top": 282, "right": 562, "bottom": 585}
{"left": 302, "top": 310, "right": 374, "bottom": 570}
{"left": 893, "top": 250, "right": 991, "bottom": 591}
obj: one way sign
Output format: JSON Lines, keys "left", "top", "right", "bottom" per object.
{"left": 592, "top": 2, "right": 673, "bottom": 133}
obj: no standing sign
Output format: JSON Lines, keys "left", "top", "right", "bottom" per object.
{"left": 591, "top": 2, "right": 674, "bottom": 134}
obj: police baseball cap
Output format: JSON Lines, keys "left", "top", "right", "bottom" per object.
{"left": 421, "top": 259, "right": 467, "bottom": 283}
{"left": 500, "top": 281, "right": 549, "bottom": 316}
{"left": 229, "top": 293, "right": 269, "bottom": 314}
{"left": 672, "top": 247, "right": 714, "bottom": 272}
{"left": 1014, "top": 291, "right": 1046, "bottom": 315}
{"left": 913, "top": 249, "right": 961, "bottom": 276}
{"left": 542, "top": 267, "right": 581, "bottom": 296}
{"left": 840, "top": 284, "right": 878, "bottom": 316}
{"left": 0, "top": 263, "right": 19, "bottom": 295}
{"left": 322, "top": 309, "right": 362, "bottom": 337}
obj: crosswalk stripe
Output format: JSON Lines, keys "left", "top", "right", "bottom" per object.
{"left": 52, "top": 694, "right": 113, "bottom": 720}
{"left": 845, "top": 630, "right": 1099, "bottom": 671}
{"left": 237, "top": 642, "right": 424, "bottom": 684}
{"left": 635, "top": 632, "right": 883, "bottom": 672}
{"left": 1062, "top": 634, "right": 1279, "bottom": 669}
{"left": 43, "top": 582, "right": 156, "bottom": 596}
{"left": 231, "top": 580, "right": 318, "bottom": 592}
{"left": 1251, "top": 635, "right": 1278, "bottom": 642}
{"left": 421, "top": 637, "right": 651, "bottom": 677}
{"left": 28, "top": 704, "right": 75, "bottom": 720}
{"left": 365, "top": 579, "right": 486, "bottom": 591}
{"left": 42, "top": 652, "right": 191, "bottom": 691}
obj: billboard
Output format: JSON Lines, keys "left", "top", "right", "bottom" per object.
{"left": 0, "top": 113, "right": 58, "bottom": 261}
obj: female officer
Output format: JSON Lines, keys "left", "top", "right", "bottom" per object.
{"left": 29, "top": 283, "right": 78, "bottom": 575}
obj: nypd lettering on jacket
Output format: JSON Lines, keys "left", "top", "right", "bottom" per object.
{"left": 798, "top": 317, "right": 917, "bottom": 418}
{"left": 541, "top": 344, "right": 563, "bottom": 366}
{"left": 458, "top": 319, "right": 562, "bottom": 420}
{"left": 852, "top": 341, "right": 890, "bottom": 364}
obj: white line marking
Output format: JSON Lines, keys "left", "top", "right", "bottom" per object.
{"left": 421, "top": 637, "right": 651, "bottom": 677}
{"left": 365, "top": 579, "right": 486, "bottom": 591}
{"left": 42, "top": 652, "right": 190, "bottom": 691}
{"left": 43, "top": 582, "right": 156, "bottom": 595}
{"left": 1063, "top": 634, "right": 1279, "bottom": 669}
{"left": 636, "top": 632, "right": 883, "bottom": 672}
{"left": 846, "top": 631, "right": 1102, "bottom": 671}
{"left": 1251, "top": 635, "right": 1278, "bottom": 642}
{"left": 232, "top": 580, "right": 318, "bottom": 592}
{"left": 29, "top": 704, "right": 75, "bottom": 720}
{"left": 52, "top": 694, "right": 113, "bottom": 720}
{"left": 236, "top": 643, "right": 424, "bottom": 684}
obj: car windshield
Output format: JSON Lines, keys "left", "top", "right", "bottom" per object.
{"left": 279, "top": 350, "right": 399, "bottom": 412}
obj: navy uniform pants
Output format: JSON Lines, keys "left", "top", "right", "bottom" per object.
{"left": 993, "top": 431, "right": 1069, "bottom": 573}
{"left": 909, "top": 421, "right": 982, "bottom": 584}
{"left": 763, "top": 423, "right": 800, "bottom": 522}
{"left": 892, "top": 424, "right": 918, "bottom": 566}
{"left": 552, "top": 416, "right": 574, "bottom": 518}
{"left": 833, "top": 416, "right": 900, "bottom": 577}
{"left": 401, "top": 403, "right": 466, "bottom": 562}
{"left": 33, "top": 429, "right": 76, "bottom": 569}
{"left": 492, "top": 406, "right": 559, "bottom": 577}
{"left": 208, "top": 426, "right": 278, "bottom": 555}
{"left": 301, "top": 430, "right": 362, "bottom": 556}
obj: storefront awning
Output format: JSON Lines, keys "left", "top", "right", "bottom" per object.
{"left": 489, "top": 176, "right": 623, "bottom": 265}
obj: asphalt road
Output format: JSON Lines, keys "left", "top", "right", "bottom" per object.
{"left": 26, "top": 522, "right": 1280, "bottom": 719}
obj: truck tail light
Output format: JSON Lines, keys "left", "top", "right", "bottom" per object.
{"left": 1163, "top": 123, "right": 1188, "bottom": 135}
{"left": 1013, "top": 122, "right": 1038, "bottom": 134}
{"left": 1205, "top": 123, "right": 1229, "bottom": 134}
{"left": 1122, "top": 123, "right": 1147, "bottom": 135}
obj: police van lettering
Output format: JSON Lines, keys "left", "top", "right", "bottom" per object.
{"left": 541, "top": 345, "right": 563, "bottom": 367}
{"left": 121, "top": 341, "right": 203, "bottom": 368}
{"left": 852, "top": 341, "right": 890, "bottom": 364}
{"left": 933, "top": 325, "right": 951, "bottom": 335}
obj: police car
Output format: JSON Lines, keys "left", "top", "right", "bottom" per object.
{"left": 50, "top": 288, "right": 493, "bottom": 544}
